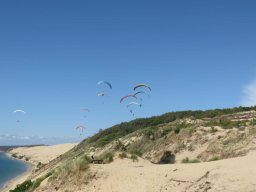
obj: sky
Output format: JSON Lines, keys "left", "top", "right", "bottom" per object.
{"left": 0, "top": 0, "right": 256, "bottom": 145}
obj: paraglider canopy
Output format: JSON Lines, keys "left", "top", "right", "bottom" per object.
{"left": 81, "top": 108, "right": 90, "bottom": 112}
{"left": 13, "top": 109, "right": 26, "bottom": 123}
{"left": 97, "top": 81, "right": 112, "bottom": 89}
{"left": 134, "top": 91, "right": 149, "bottom": 97}
{"left": 76, "top": 125, "right": 85, "bottom": 136}
{"left": 76, "top": 125, "right": 85, "bottom": 131}
{"left": 13, "top": 109, "right": 26, "bottom": 114}
{"left": 134, "top": 84, "right": 151, "bottom": 91}
{"left": 120, "top": 94, "right": 137, "bottom": 103}
{"left": 127, "top": 102, "right": 142, "bottom": 108}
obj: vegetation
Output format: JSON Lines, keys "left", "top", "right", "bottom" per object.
{"left": 205, "top": 119, "right": 247, "bottom": 129}
{"left": 209, "top": 156, "right": 221, "bottom": 161}
{"left": 249, "top": 119, "right": 256, "bottom": 125}
{"left": 50, "top": 155, "right": 90, "bottom": 182}
{"left": 36, "top": 162, "right": 44, "bottom": 169}
{"left": 18, "top": 155, "right": 24, "bottom": 159}
{"left": 210, "top": 126, "right": 218, "bottom": 133}
{"left": 100, "top": 152, "right": 114, "bottom": 163}
{"left": 75, "top": 155, "right": 91, "bottom": 171}
{"left": 181, "top": 157, "right": 200, "bottom": 163}
{"left": 119, "top": 152, "right": 128, "bottom": 159}
{"left": 130, "top": 150, "right": 143, "bottom": 157}
{"left": 86, "top": 106, "right": 256, "bottom": 148}
{"left": 10, "top": 172, "right": 53, "bottom": 192}
{"left": 10, "top": 106, "right": 256, "bottom": 192}
{"left": 130, "top": 154, "right": 138, "bottom": 162}
{"left": 10, "top": 180, "right": 33, "bottom": 192}
{"left": 161, "top": 126, "right": 173, "bottom": 136}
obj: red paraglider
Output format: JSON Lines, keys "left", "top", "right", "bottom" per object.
{"left": 120, "top": 94, "right": 137, "bottom": 103}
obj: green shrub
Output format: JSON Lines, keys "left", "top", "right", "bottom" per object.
{"left": 205, "top": 119, "right": 247, "bottom": 129}
{"left": 174, "top": 127, "right": 180, "bottom": 134}
{"left": 28, "top": 177, "right": 44, "bottom": 192}
{"left": 181, "top": 157, "right": 189, "bottom": 163}
{"left": 189, "top": 159, "right": 200, "bottom": 163}
{"left": 18, "top": 155, "right": 24, "bottom": 159}
{"left": 209, "top": 156, "right": 220, "bottom": 161}
{"left": 49, "top": 156, "right": 90, "bottom": 182}
{"left": 162, "top": 126, "right": 173, "bottom": 136}
{"left": 62, "top": 161, "right": 73, "bottom": 175}
{"left": 36, "top": 162, "right": 42, "bottom": 168}
{"left": 75, "top": 155, "right": 90, "bottom": 171}
{"left": 119, "top": 152, "right": 127, "bottom": 159}
{"left": 101, "top": 152, "right": 114, "bottom": 163}
{"left": 10, "top": 180, "right": 33, "bottom": 192}
{"left": 130, "top": 150, "right": 143, "bottom": 157}
{"left": 181, "top": 157, "right": 200, "bottom": 163}
{"left": 130, "top": 154, "right": 138, "bottom": 162}
{"left": 250, "top": 119, "right": 256, "bottom": 125}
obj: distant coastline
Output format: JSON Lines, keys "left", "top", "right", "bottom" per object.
{"left": 0, "top": 151, "right": 31, "bottom": 192}
{"left": 0, "top": 144, "right": 46, "bottom": 152}
{"left": 1, "top": 143, "right": 77, "bottom": 191}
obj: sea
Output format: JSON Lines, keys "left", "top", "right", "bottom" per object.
{"left": 0, "top": 152, "right": 29, "bottom": 189}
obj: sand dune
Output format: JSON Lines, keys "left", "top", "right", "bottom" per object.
{"left": 10, "top": 143, "right": 77, "bottom": 165}
{"left": 77, "top": 151, "right": 256, "bottom": 192}
{"left": 5, "top": 143, "right": 256, "bottom": 192}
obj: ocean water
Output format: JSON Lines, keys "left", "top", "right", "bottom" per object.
{"left": 0, "top": 152, "right": 29, "bottom": 189}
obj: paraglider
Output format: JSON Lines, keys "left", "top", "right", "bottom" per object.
{"left": 133, "top": 91, "right": 149, "bottom": 101}
{"left": 119, "top": 83, "right": 151, "bottom": 117}
{"left": 120, "top": 94, "right": 137, "bottom": 103}
{"left": 98, "top": 93, "right": 108, "bottom": 104}
{"left": 97, "top": 81, "right": 112, "bottom": 89}
{"left": 81, "top": 108, "right": 90, "bottom": 112}
{"left": 134, "top": 84, "right": 151, "bottom": 92}
{"left": 97, "top": 81, "right": 112, "bottom": 104}
{"left": 127, "top": 102, "right": 142, "bottom": 108}
{"left": 129, "top": 109, "right": 135, "bottom": 116}
{"left": 76, "top": 125, "right": 85, "bottom": 136}
{"left": 81, "top": 108, "right": 90, "bottom": 118}
{"left": 13, "top": 110, "right": 26, "bottom": 114}
{"left": 133, "top": 91, "right": 148, "bottom": 97}
{"left": 98, "top": 93, "right": 108, "bottom": 97}
{"left": 13, "top": 109, "right": 26, "bottom": 123}
{"left": 126, "top": 102, "right": 142, "bottom": 117}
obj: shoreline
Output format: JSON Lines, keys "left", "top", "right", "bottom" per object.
{"left": 1, "top": 152, "right": 35, "bottom": 192}
{"left": 0, "top": 143, "right": 77, "bottom": 192}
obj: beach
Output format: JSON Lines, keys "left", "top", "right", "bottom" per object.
{"left": 2, "top": 143, "right": 77, "bottom": 192}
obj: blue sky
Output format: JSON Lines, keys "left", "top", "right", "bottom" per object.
{"left": 0, "top": 0, "right": 256, "bottom": 145}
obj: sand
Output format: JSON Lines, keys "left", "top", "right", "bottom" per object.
{"left": 80, "top": 151, "right": 256, "bottom": 192}
{"left": 4, "top": 143, "right": 256, "bottom": 191}
{"left": 9, "top": 143, "right": 77, "bottom": 165}
{"left": 2, "top": 143, "right": 77, "bottom": 192}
